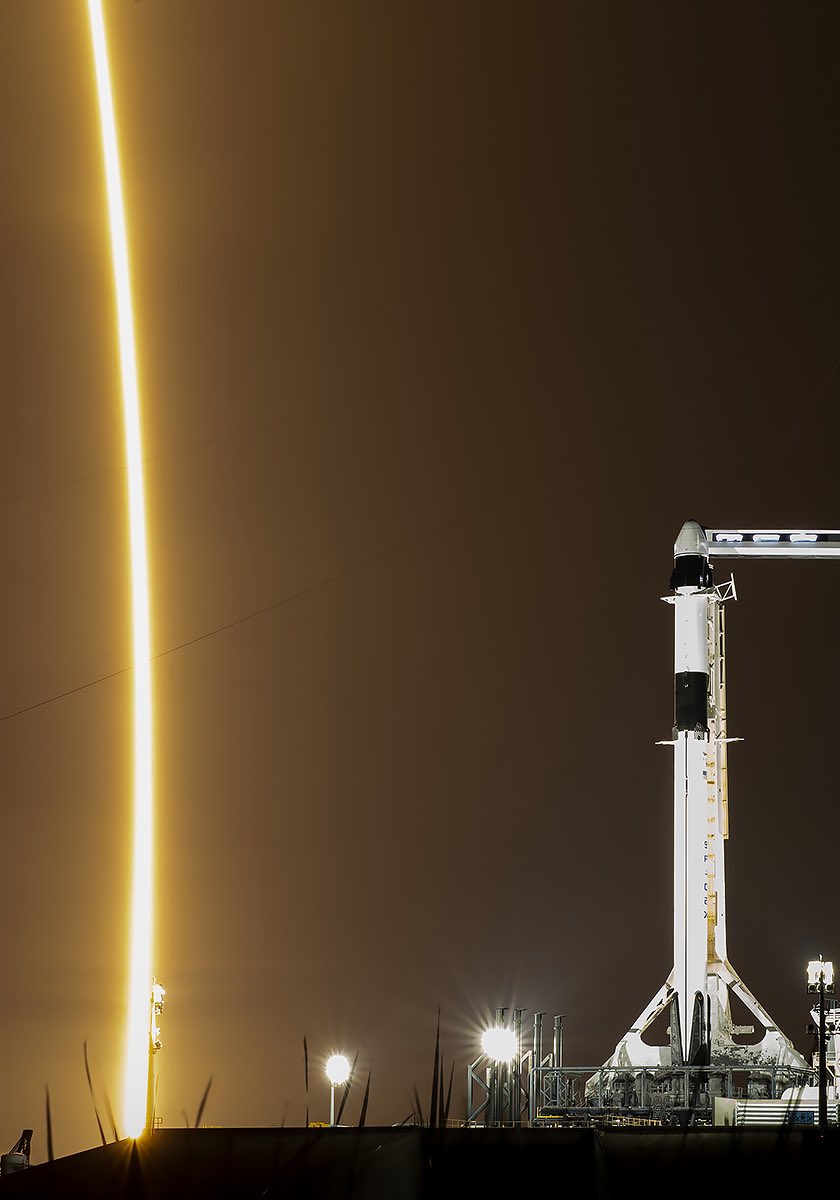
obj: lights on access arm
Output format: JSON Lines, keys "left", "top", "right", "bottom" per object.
{"left": 707, "top": 530, "right": 840, "bottom": 559}
{"left": 712, "top": 531, "right": 825, "bottom": 545}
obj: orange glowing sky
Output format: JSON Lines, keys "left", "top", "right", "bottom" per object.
{"left": 2, "top": 0, "right": 840, "bottom": 1160}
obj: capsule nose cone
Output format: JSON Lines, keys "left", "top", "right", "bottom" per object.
{"left": 674, "top": 520, "right": 708, "bottom": 559}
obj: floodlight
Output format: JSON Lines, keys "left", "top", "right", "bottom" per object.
{"left": 325, "top": 1054, "right": 351, "bottom": 1086}
{"left": 481, "top": 1027, "right": 517, "bottom": 1062}
{"left": 807, "top": 959, "right": 835, "bottom": 994}
{"left": 806, "top": 957, "right": 835, "bottom": 1134}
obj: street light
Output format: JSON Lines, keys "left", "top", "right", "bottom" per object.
{"left": 806, "top": 957, "right": 835, "bottom": 1134}
{"left": 325, "top": 1054, "right": 351, "bottom": 1126}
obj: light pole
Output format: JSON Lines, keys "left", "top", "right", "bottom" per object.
{"left": 807, "top": 957, "right": 834, "bottom": 1133}
{"left": 480, "top": 1024, "right": 517, "bottom": 1125}
{"left": 325, "top": 1054, "right": 350, "bottom": 1126}
{"left": 553, "top": 1015, "right": 564, "bottom": 1069}
{"left": 144, "top": 979, "right": 165, "bottom": 1136}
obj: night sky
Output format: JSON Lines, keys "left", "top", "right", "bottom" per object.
{"left": 2, "top": 0, "right": 840, "bottom": 1160}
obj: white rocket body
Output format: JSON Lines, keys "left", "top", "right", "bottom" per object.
{"left": 593, "top": 520, "right": 819, "bottom": 1081}
{"left": 671, "top": 523, "right": 714, "bottom": 1062}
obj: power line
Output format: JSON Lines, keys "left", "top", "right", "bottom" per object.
{"left": 0, "top": 450, "right": 561, "bottom": 725}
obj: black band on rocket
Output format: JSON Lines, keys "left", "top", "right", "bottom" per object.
{"left": 674, "top": 671, "right": 708, "bottom": 732}
{"left": 670, "top": 555, "right": 714, "bottom": 591}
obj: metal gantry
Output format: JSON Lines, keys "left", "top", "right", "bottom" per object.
{"left": 467, "top": 1012, "right": 813, "bottom": 1127}
{"left": 467, "top": 1010, "right": 566, "bottom": 1126}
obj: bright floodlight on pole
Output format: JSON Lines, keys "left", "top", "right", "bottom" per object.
{"left": 806, "top": 957, "right": 834, "bottom": 1135}
{"left": 807, "top": 959, "right": 835, "bottom": 993}
{"left": 480, "top": 1021, "right": 518, "bottom": 1127}
{"left": 326, "top": 1054, "right": 350, "bottom": 1126}
{"left": 481, "top": 1026, "right": 518, "bottom": 1062}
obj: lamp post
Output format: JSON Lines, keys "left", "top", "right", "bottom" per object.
{"left": 553, "top": 1014, "right": 564, "bottom": 1069}
{"left": 144, "top": 979, "right": 165, "bottom": 1136}
{"left": 806, "top": 957, "right": 835, "bottom": 1134}
{"left": 481, "top": 1023, "right": 517, "bottom": 1125}
{"left": 325, "top": 1054, "right": 350, "bottom": 1126}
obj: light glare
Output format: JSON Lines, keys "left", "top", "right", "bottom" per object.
{"left": 326, "top": 1054, "right": 351, "bottom": 1086}
{"left": 481, "top": 1027, "right": 518, "bottom": 1061}
{"left": 87, "top": 0, "right": 153, "bottom": 1139}
{"left": 807, "top": 959, "right": 835, "bottom": 990}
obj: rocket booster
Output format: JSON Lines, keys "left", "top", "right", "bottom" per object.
{"left": 671, "top": 520, "right": 713, "bottom": 1064}
{"left": 593, "top": 518, "right": 816, "bottom": 1084}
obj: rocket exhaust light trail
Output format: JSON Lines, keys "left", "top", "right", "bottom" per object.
{"left": 87, "top": 0, "right": 154, "bottom": 1138}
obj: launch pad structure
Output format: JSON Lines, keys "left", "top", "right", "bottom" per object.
{"left": 468, "top": 523, "right": 840, "bottom": 1127}
{"left": 604, "top": 522, "right": 840, "bottom": 1080}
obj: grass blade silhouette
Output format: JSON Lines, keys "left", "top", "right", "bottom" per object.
{"left": 83, "top": 1041, "right": 107, "bottom": 1146}
{"left": 303, "top": 1036, "right": 310, "bottom": 1127}
{"left": 181, "top": 1110, "right": 190, "bottom": 1129}
{"left": 152, "top": 1074, "right": 161, "bottom": 1132}
{"left": 334, "top": 1051, "right": 358, "bottom": 1126}
{"left": 443, "top": 1061, "right": 455, "bottom": 1125}
{"left": 102, "top": 1087, "right": 121, "bottom": 1142}
{"left": 195, "top": 1076, "right": 213, "bottom": 1129}
{"left": 44, "top": 1086, "right": 54, "bottom": 1162}
{"left": 412, "top": 1086, "right": 425, "bottom": 1127}
{"left": 358, "top": 1071, "right": 372, "bottom": 1128}
{"left": 429, "top": 1011, "right": 441, "bottom": 1129}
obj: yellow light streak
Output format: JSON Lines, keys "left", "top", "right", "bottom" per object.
{"left": 87, "top": 0, "right": 153, "bottom": 1139}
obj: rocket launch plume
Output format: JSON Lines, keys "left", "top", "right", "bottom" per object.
{"left": 87, "top": 0, "right": 154, "bottom": 1138}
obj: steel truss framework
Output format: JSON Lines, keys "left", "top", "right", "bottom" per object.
{"left": 467, "top": 1009, "right": 563, "bottom": 1127}
{"left": 535, "top": 1065, "right": 812, "bottom": 1125}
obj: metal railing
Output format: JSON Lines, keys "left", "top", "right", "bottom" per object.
{"left": 529, "top": 1065, "right": 814, "bottom": 1126}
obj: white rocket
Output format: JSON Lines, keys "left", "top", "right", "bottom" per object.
{"left": 598, "top": 521, "right": 840, "bottom": 1076}
{"left": 670, "top": 519, "right": 716, "bottom": 1063}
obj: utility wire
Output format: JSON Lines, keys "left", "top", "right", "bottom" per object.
{"left": 13, "top": 336, "right": 836, "bottom": 727}
{"left": 0, "top": 447, "right": 561, "bottom": 725}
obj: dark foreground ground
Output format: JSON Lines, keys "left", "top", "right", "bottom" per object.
{"left": 2, "top": 1125, "right": 839, "bottom": 1198}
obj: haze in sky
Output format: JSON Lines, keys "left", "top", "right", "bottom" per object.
{"left": 1, "top": 1, "right": 839, "bottom": 1159}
